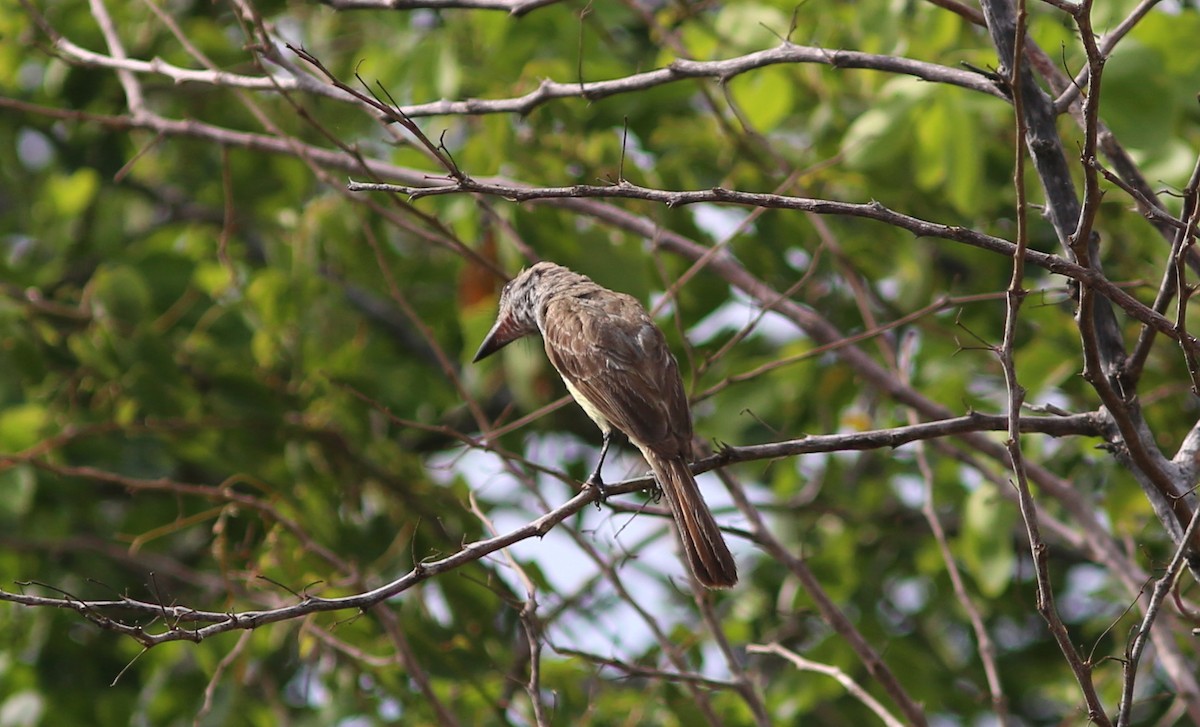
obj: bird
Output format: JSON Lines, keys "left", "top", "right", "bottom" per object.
{"left": 473, "top": 261, "right": 737, "bottom": 588}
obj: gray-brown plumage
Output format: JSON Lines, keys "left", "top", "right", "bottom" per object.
{"left": 473, "top": 262, "right": 737, "bottom": 588}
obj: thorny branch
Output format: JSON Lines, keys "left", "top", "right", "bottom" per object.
{"left": 1, "top": 412, "right": 1100, "bottom": 645}
{"left": 350, "top": 176, "right": 1193, "bottom": 355}
{"left": 1117, "top": 504, "right": 1200, "bottom": 725}
{"left": 32, "top": 16, "right": 1005, "bottom": 116}
{"left": 993, "top": 0, "right": 1109, "bottom": 721}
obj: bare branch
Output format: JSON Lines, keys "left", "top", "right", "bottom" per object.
{"left": 995, "top": 1, "right": 1108, "bottom": 721}
{"left": 324, "top": 0, "right": 562, "bottom": 14}
{"left": 904, "top": 370, "right": 1010, "bottom": 723}
{"left": 748, "top": 643, "right": 906, "bottom": 727}
{"left": 1053, "top": 0, "right": 1167, "bottom": 112}
{"left": 33, "top": 14, "right": 1005, "bottom": 119}
{"left": 550, "top": 646, "right": 739, "bottom": 689}
{"left": 351, "top": 175, "right": 1191, "bottom": 354}
{"left": 720, "top": 467, "right": 928, "bottom": 726}
{"left": 1118, "top": 506, "right": 1200, "bottom": 725}
{"left": 388, "top": 43, "right": 1006, "bottom": 119}
{"left": 84, "top": 0, "right": 146, "bottom": 116}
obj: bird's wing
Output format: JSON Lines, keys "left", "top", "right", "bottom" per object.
{"left": 542, "top": 294, "right": 692, "bottom": 456}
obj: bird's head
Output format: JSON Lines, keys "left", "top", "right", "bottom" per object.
{"left": 473, "top": 262, "right": 565, "bottom": 362}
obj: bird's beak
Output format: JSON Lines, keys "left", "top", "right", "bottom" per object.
{"left": 473, "top": 316, "right": 520, "bottom": 362}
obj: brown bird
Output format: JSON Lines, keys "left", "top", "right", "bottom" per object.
{"left": 474, "top": 262, "right": 738, "bottom": 588}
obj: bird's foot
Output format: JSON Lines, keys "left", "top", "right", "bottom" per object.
{"left": 585, "top": 474, "right": 610, "bottom": 509}
{"left": 642, "top": 470, "right": 663, "bottom": 503}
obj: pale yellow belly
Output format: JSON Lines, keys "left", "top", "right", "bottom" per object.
{"left": 562, "top": 377, "right": 611, "bottom": 434}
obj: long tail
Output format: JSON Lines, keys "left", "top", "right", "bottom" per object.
{"left": 643, "top": 451, "right": 738, "bottom": 588}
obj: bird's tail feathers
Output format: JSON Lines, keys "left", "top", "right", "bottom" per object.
{"left": 644, "top": 451, "right": 738, "bottom": 589}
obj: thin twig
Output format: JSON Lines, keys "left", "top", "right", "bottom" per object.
{"left": 717, "top": 470, "right": 928, "bottom": 726}
{"left": 904, "top": 370, "right": 1009, "bottom": 722}
{"left": 1117, "top": 506, "right": 1200, "bottom": 725}
{"left": 748, "top": 643, "right": 906, "bottom": 727}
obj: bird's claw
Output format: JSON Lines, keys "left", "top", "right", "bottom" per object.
{"left": 585, "top": 474, "right": 610, "bottom": 509}
{"left": 640, "top": 469, "right": 664, "bottom": 503}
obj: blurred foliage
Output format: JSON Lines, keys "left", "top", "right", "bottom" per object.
{"left": 2, "top": 0, "right": 1200, "bottom": 724}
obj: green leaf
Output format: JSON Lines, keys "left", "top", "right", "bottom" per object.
{"left": 713, "top": 4, "right": 790, "bottom": 52}
{"left": 842, "top": 106, "right": 908, "bottom": 171}
{"left": 90, "top": 264, "right": 152, "bottom": 325}
{"left": 0, "top": 466, "right": 37, "bottom": 522}
{"left": 0, "top": 404, "right": 48, "bottom": 451}
{"left": 678, "top": 24, "right": 718, "bottom": 61}
{"left": 960, "top": 485, "right": 1017, "bottom": 598}
{"left": 914, "top": 97, "right": 950, "bottom": 190}
{"left": 842, "top": 77, "right": 927, "bottom": 171}
{"left": 728, "top": 65, "right": 794, "bottom": 132}
{"left": 45, "top": 167, "right": 99, "bottom": 218}
{"left": 1101, "top": 40, "right": 1177, "bottom": 156}
{"left": 914, "top": 92, "right": 984, "bottom": 215}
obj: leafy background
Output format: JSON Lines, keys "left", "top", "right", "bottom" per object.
{"left": 2, "top": 0, "right": 1200, "bottom": 724}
